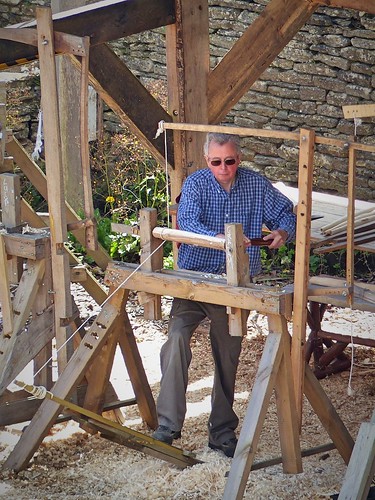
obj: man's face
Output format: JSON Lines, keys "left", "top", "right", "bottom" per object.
{"left": 205, "top": 141, "right": 241, "bottom": 188}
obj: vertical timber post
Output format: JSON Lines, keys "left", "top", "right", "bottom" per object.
{"left": 291, "top": 128, "right": 315, "bottom": 428}
{"left": 36, "top": 6, "right": 73, "bottom": 371}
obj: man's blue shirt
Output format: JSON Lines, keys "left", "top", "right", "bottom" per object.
{"left": 177, "top": 167, "right": 296, "bottom": 276}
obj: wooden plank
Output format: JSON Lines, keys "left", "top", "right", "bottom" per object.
{"left": 346, "top": 144, "right": 356, "bottom": 307}
{"left": 105, "top": 262, "right": 292, "bottom": 317}
{"left": 2, "top": 232, "right": 48, "bottom": 260}
{"left": 139, "top": 208, "right": 162, "bottom": 320}
{"left": 208, "top": 0, "right": 317, "bottom": 123}
{"left": 6, "top": 135, "right": 110, "bottom": 270}
{"left": 304, "top": 365, "right": 354, "bottom": 464}
{"left": 342, "top": 103, "right": 375, "bottom": 119}
{"left": 0, "top": 259, "right": 46, "bottom": 394}
{"left": 2, "top": 306, "right": 54, "bottom": 392}
{"left": 37, "top": 6, "right": 73, "bottom": 371}
{"left": 0, "top": 384, "right": 136, "bottom": 426}
{"left": 291, "top": 128, "right": 315, "bottom": 427}
{"left": 223, "top": 330, "right": 284, "bottom": 500}
{"left": 338, "top": 411, "right": 375, "bottom": 500}
{"left": 83, "top": 321, "right": 119, "bottom": 414}
{"left": 79, "top": 37, "right": 97, "bottom": 251}
{"left": 313, "top": 0, "right": 375, "bottom": 15}
{"left": 0, "top": 0, "right": 175, "bottom": 69}
{"left": 82, "top": 43, "right": 173, "bottom": 169}
{"left": 271, "top": 314, "right": 302, "bottom": 474}
{"left": 33, "top": 241, "right": 53, "bottom": 390}
{"left": 0, "top": 234, "right": 13, "bottom": 337}
{"left": 225, "top": 223, "right": 249, "bottom": 337}
{"left": 0, "top": 83, "right": 6, "bottom": 164}
{"left": 3, "top": 288, "right": 128, "bottom": 472}
{"left": 0, "top": 173, "right": 22, "bottom": 283}
{"left": 165, "top": 0, "right": 209, "bottom": 183}
{"left": 161, "top": 121, "right": 300, "bottom": 142}
{"left": 118, "top": 305, "right": 157, "bottom": 429}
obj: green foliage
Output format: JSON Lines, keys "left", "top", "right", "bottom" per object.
{"left": 86, "top": 133, "right": 171, "bottom": 263}
{"left": 260, "top": 244, "right": 295, "bottom": 278}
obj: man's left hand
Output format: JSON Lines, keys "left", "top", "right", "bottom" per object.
{"left": 263, "top": 229, "right": 288, "bottom": 249}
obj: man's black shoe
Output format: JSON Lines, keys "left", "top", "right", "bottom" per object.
{"left": 152, "top": 425, "right": 182, "bottom": 445}
{"left": 208, "top": 437, "right": 238, "bottom": 458}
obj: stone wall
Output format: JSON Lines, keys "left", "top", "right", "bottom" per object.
{"left": 1, "top": 0, "right": 375, "bottom": 200}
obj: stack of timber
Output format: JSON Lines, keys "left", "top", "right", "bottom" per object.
{"left": 313, "top": 207, "right": 375, "bottom": 253}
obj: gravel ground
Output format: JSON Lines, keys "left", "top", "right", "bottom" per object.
{"left": 1, "top": 286, "right": 375, "bottom": 499}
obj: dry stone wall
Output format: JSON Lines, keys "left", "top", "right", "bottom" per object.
{"left": 1, "top": 0, "right": 375, "bottom": 199}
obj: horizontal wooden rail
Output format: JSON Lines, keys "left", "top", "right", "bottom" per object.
{"left": 157, "top": 122, "right": 375, "bottom": 153}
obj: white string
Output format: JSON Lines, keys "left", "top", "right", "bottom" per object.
{"left": 33, "top": 240, "right": 166, "bottom": 378}
{"left": 32, "top": 109, "right": 43, "bottom": 161}
{"left": 347, "top": 304, "right": 355, "bottom": 396}
{"left": 353, "top": 117, "right": 362, "bottom": 137}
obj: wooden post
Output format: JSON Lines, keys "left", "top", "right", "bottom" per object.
{"left": 223, "top": 314, "right": 302, "bottom": 500}
{"left": 33, "top": 241, "right": 53, "bottom": 390}
{"left": 0, "top": 83, "right": 6, "bottom": 165}
{"left": 139, "top": 208, "right": 163, "bottom": 320}
{"left": 166, "top": 0, "right": 209, "bottom": 202}
{"left": 51, "top": 0, "right": 88, "bottom": 215}
{"left": 225, "top": 223, "right": 250, "bottom": 336}
{"left": 0, "top": 234, "right": 13, "bottom": 338}
{"left": 346, "top": 143, "right": 356, "bottom": 307}
{"left": 0, "top": 173, "right": 23, "bottom": 283}
{"left": 291, "top": 128, "right": 315, "bottom": 427}
{"left": 3, "top": 287, "right": 128, "bottom": 472}
{"left": 36, "top": 6, "right": 73, "bottom": 371}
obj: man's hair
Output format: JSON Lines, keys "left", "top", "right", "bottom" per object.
{"left": 203, "top": 132, "right": 241, "bottom": 156}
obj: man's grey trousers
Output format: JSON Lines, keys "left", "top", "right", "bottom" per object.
{"left": 156, "top": 298, "right": 244, "bottom": 445}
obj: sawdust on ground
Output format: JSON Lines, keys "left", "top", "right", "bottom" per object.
{"left": 1, "top": 288, "right": 375, "bottom": 499}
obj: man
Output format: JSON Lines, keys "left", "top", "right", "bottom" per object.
{"left": 153, "top": 132, "right": 296, "bottom": 457}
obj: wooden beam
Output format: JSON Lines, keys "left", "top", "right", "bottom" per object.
{"left": 119, "top": 307, "right": 158, "bottom": 429}
{"left": 165, "top": 0, "right": 209, "bottom": 198}
{"left": 304, "top": 365, "right": 354, "bottom": 464}
{"left": 346, "top": 144, "right": 356, "bottom": 307}
{"left": 0, "top": 173, "right": 23, "bottom": 283}
{"left": 3, "top": 288, "right": 128, "bottom": 472}
{"left": 223, "top": 329, "right": 284, "bottom": 499}
{"left": 291, "top": 128, "right": 315, "bottom": 428}
{"left": 225, "top": 223, "right": 250, "bottom": 337}
{"left": 36, "top": 6, "right": 72, "bottom": 371}
{"left": 1, "top": 232, "right": 48, "bottom": 260}
{"left": 338, "top": 410, "right": 375, "bottom": 500}
{"left": 0, "top": 259, "right": 46, "bottom": 394}
{"left": 313, "top": 0, "right": 375, "bottom": 15}
{"left": 139, "top": 208, "right": 163, "bottom": 320}
{"left": 82, "top": 43, "right": 173, "bottom": 168}
{"left": 0, "top": 234, "right": 13, "bottom": 338}
{"left": 0, "top": 0, "right": 175, "bottom": 69}
{"left": 5, "top": 135, "right": 110, "bottom": 270}
{"left": 208, "top": 0, "right": 317, "bottom": 123}
{"left": 0, "top": 306, "right": 54, "bottom": 395}
{"left": 105, "top": 262, "right": 293, "bottom": 317}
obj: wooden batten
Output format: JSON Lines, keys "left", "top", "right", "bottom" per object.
{"left": 291, "top": 128, "right": 315, "bottom": 427}
{"left": 105, "top": 262, "right": 292, "bottom": 318}
{"left": 0, "top": 234, "right": 13, "bottom": 338}
{"left": 139, "top": 208, "right": 163, "bottom": 320}
{"left": 225, "top": 223, "right": 250, "bottom": 337}
{"left": 0, "top": 173, "right": 23, "bottom": 283}
{"left": 36, "top": 6, "right": 73, "bottom": 371}
{"left": 166, "top": 0, "right": 209, "bottom": 201}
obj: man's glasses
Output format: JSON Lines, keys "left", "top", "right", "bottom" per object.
{"left": 209, "top": 158, "right": 237, "bottom": 167}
